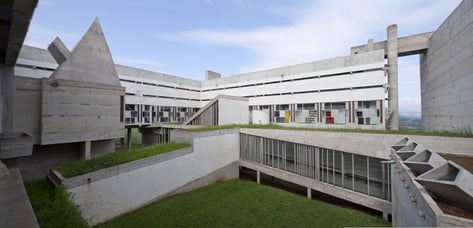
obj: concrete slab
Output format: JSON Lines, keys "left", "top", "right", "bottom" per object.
{"left": 0, "top": 168, "right": 39, "bottom": 228}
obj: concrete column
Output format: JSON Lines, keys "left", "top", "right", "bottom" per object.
{"left": 0, "top": 64, "right": 15, "bottom": 134}
{"left": 387, "top": 24, "right": 399, "bottom": 130}
{"left": 307, "top": 187, "right": 312, "bottom": 199}
{"left": 120, "top": 137, "right": 125, "bottom": 151}
{"left": 81, "top": 141, "right": 91, "bottom": 160}
{"left": 367, "top": 39, "right": 374, "bottom": 52}
{"left": 256, "top": 170, "right": 260, "bottom": 184}
{"left": 126, "top": 127, "right": 132, "bottom": 150}
{"left": 383, "top": 211, "right": 389, "bottom": 220}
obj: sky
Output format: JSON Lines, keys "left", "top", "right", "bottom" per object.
{"left": 24, "top": 0, "right": 462, "bottom": 115}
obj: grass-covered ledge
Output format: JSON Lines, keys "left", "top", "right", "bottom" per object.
{"left": 25, "top": 179, "right": 88, "bottom": 228}
{"left": 57, "top": 143, "right": 190, "bottom": 178}
{"left": 189, "top": 124, "right": 473, "bottom": 138}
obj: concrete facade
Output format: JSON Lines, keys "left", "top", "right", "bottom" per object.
{"left": 4, "top": 19, "right": 126, "bottom": 179}
{"left": 391, "top": 138, "right": 473, "bottom": 226}
{"left": 64, "top": 129, "right": 240, "bottom": 225}
{"left": 420, "top": 0, "right": 473, "bottom": 133}
{"left": 15, "top": 47, "right": 387, "bottom": 130}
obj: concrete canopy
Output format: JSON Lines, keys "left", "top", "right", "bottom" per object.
{"left": 0, "top": 0, "right": 38, "bottom": 66}
{"left": 49, "top": 18, "right": 120, "bottom": 86}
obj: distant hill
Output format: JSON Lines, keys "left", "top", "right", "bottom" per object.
{"left": 399, "top": 114, "right": 422, "bottom": 130}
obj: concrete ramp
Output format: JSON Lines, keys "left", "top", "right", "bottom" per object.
{"left": 185, "top": 95, "right": 249, "bottom": 126}
{"left": 0, "top": 168, "right": 39, "bottom": 228}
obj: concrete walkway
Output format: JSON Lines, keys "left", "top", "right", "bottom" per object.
{"left": 0, "top": 168, "right": 39, "bottom": 228}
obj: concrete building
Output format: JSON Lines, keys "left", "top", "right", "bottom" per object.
{"left": 1, "top": 0, "right": 473, "bottom": 227}
{"left": 9, "top": 19, "right": 125, "bottom": 180}
{"left": 17, "top": 47, "right": 388, "bottom": 130}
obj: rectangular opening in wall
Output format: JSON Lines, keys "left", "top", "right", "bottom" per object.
{"left": 120, "top": 96, "right": 124, "bottom": 122}
{"left": 353, "top": 154, "right": 368, "bottom": 194}
{"left": 343, "top": 152, "right": 353, "bottom": 190}
{"left": 368, "top": 157, "right": 383, "bottom": 199}
{"left": 334, "top": 150, "right": 343, "bottom": 187}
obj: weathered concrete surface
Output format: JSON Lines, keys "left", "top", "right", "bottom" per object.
{"left": 0, "top": 168, "right": 39, "bottom": 228}
{"left": 421, "top": 0, "right": 473, "bottom": 133}
{"left": 38, "top": 19, "right": 125, "bottom": 145}
{"left": 391, "top": 151, "right": 438, "bottom": 227}
{"left": 240, "top": 128, "right": 473, "bottom": 160}
{"left": 16, "top": 142, "right": 81, "bottom": 181}
{"left": 68, "top": 129, "right": 240, "bottom": 225}
{"left": 0, "top": 0, "right": 38, "bottom": 66}
{"left": 351, "top": 32, "right": 432, "bottom": 57}
{"left": 49, "top": 18, "right": 120, "bottom": 87}
{"left": 387, "top": 24, "right": 399, "bottom": 130}
{"left": 391, "top": 141, "right": 473, "bottom": 227}
{"left": 50, "top": 147, "right": 193, "bottom": 189}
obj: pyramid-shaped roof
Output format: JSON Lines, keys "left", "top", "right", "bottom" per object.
{"left": 49, "top": 18, "right": 120, "bottom": 86}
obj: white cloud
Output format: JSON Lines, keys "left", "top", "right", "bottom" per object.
{"left": 160, "top": 0, "right": 460, "bottom": 73}
{"left": 160, "top": 0, "right": 460, "bottom": 112}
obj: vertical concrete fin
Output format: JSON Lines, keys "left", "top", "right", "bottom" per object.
{"left": 47, "top": 37, "right": 70, "bottom": 65}
{"left": 387, "top": 24, "right": 399, "bottom": 130}
{"left": 50, "top": 18, "right": 121, "bottom": 86}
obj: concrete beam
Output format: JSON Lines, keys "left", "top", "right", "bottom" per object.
{"left": 0, "top": 64, "right": 14, "bottom": 133}
{"left": 351, "top": 32, "right": 433, "bottom": 58}
{"left": 3, "top": 0, "right": 38, "bottom": 65}
{"left": 47, "top": 37, "right": 70, "bottom": 65}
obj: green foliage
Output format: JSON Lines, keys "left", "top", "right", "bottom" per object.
{"left": 25, "top": 179, "right": 88, "bottom": 228}
{"left": 57, "top": 143, "right": 190, "bottom": 178}
{"left": 190, "top": 123, "right": 473, "bottom": 138}
{"left": 96, "top": 180, "right": 390, "bottom": 227}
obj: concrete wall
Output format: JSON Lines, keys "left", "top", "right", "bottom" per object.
{"left": 17, "top": 143, "right": 81, "bottom": 181}
{"left": 391, "top": 153, "right": 437, "bottom": 227}
{"left": 218, "top": 96, "right": 249, "bottom": 125}
{"left": 240, "top": 128, "right": 473, "bottom": 160}
{"left": 420, "top": 0, "right": 473, "bottom": 133}
{"left": 40, "top": 78, "right": 124, "bottom": 145}
{"left": 67, "top": 129, "right": 240, "bottom": 225}
{"left": 13, "top": 76, "right": 41, "bottom": 143}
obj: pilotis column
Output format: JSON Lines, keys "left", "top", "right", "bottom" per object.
{"left": 387, "top": 24, "right": 399, "bottom": 130}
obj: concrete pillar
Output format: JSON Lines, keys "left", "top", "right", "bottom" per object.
{"left": 256, "top": 170, "right": 260, "bottom": 184}
{"left": 367, "top": 39, "right": 374, "bottom": 52}
{"left": 126, "top": 127, "right": 132, "bottom": 150}
{"left": 307, "top": 187, "right": 312, "bottom": 199}
{"left": 81, "top": 141, "right": 91, "bottom": 160}
{"left": 387, "top": 24, "right": 399, "bottom": 130}
{"left": 120, "top": 137, "right": 125, "bottom": 151}
{"left": 383, "top": 211, "right": 389, "bottom": 220}
{"left": 0, "top": 64, "right": 15, "bottom": 134}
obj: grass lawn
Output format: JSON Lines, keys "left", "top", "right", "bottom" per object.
{"left": 57, "top": 143, "right": 189, "bottom": 178}
{"left": 25, "top": 179, "right": 87, "bottom": 228}
{"left": 96, "top": 180, "right": 391, "bottom": 227}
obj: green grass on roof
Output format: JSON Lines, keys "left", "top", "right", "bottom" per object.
{"left": 25, "top": 179, "right": 87, "bottom": 228}
{"left": 96, "top": 179, "right": 390, "bottom": 227}
{"left": 57, "top": 143, "right": 190, "bottom": 178}
{"left": 189, "top": 123, "right": 473, "bottom": 138}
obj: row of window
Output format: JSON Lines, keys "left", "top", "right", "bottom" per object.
{"left": 250, "top": 100, "right": 383, "bottom": 125}
{"left": 239, "top": 134, "right": 391, "bottom": 201}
